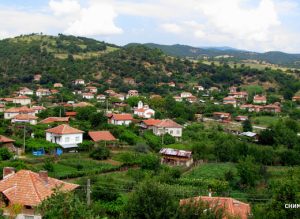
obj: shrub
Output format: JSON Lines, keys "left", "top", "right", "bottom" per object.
{"left": 0, "top": 148, "right": 13, "bottom": 161}
{"left": 90, "top": 147, "right": 110, "bottom": 160}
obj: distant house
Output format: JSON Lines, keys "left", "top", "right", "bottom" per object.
{"left": 105, "top": 89, "right": 115, "bottom": 96}
{"left": 153, "top": 119, "right": 183, "bottom": 139}
{"left": 51, "top": 89, "right": 59, "bottom": 94}
{"left": 140, "top": 119, "right": 162, "bottom": 130}
{"left": 159, "top": 148, "right": 193, "bottom": 167}
{"left": 240, "top": 104, "right": 263, "bottom": 113}
{"left": 73, "top": 102, "right": 93, "bottom": 108}
{"left": 235, "top": 115, "right": 248, "bottom": 122}
{"left": 36, "top": 88, "right": 51, "bottom": 97}
{"left": 12, "top": 96, "right": 31, "bottom": 106}
{"left": 12, "top": 114, "right": 38, "bottom": 125}
{"left": 223, "top": 96, "right": 237, "bottom": 108}
{"left": 229, "top": 86, "right": 238, "bottom": 93}
{"left": 240, "top": 131, "right": 258, "bottom": 141}
{"left": 186, "top": 96, "right": 198, "bottom": 103}
{"left": 123, "top": 77, "right": 136, "bottom": 85}
{"left": 193, "top": 85, "right": 204, "bottom": 91}
{"left": 180, "top": 196, "right": 251, "bottom": 219}
{"left": 127, "top": 90, "right": 139, "bottom": 98}
{"left": 86, "top": 86, "right": 97, "bottom": 94}
{"left": 180, "top": 92, "right": 193, "bottom": 98}
{"left": 46, "top": 124, "right": 84, "bottom": 150}
{"left": 75, "top": 79, "right": 85, "bottom": 85}
{"left": 4, "top": 106, "right": 36, "bottom": 120}
{"left": 65, "top": 111, "right": 77, "bottom": 118}
{"left": 0, "top": 167, "right": 78, "bottom": 219}
{"left": 229, "top": 91, "right": 248, "bottom": 101}
{"left": 213, "top": 112, "right": 231, "bottom": 122}
{"left": 263, "top": 104, "right": 281, "bottom": 113}
{"left": 31, "top": 106, "right": 46, "bottom": 114}
{"left": 82, "top": 93, "right": 94, "bottom": 99}
{"left": 292, "top": 96, "right": 300, "bottom": 102}
{"left": 108, "top": 113, "right": 133, "bottom": 126}
{"left": 53, "top": 83, "right": 63, "bottom": 88}
{"left": 253, "top": 95, "right": 267, "bottom": 104}
{"left": 40, "top": 117, "right": 69, "bottom": 124}
{"left": 114, "top": 93, "right": 125, "bottom": 101}
{"left": 88, "top": 131, "right": 117, "bottom": 146}
{"left": 168, "top": 82, "right": 176, "bottom": 87}
{"left": 173, "top": 96, "right": 183, "bottom": 102}
{"left": 96, "top": 94, "right": 106, "bottom": 102}
{"left": 33, "top": 74, "right": 42, "bottom": 81}
{"left": 18, "top": 87, "right": 33, "bottom": 96}
{"left": 133, "top": 101, "right": 155, "bottom": 118}
{"left": 0, "top": 104, "right": 5, "bottom": 112}
{"left": 0, "top": 135, "right": 15, "bottom": 152}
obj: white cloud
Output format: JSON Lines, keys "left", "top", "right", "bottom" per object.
{"left": 49, "top": 0, "right": 80, "bottom": 16}
{"left": 161, "top": 23, "right": 182, "bottom": 34}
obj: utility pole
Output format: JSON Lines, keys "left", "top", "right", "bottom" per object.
{"left": 23, "top": 125, "right": 26, "bottom": 153}
{"left": 86, "top": 179, "right": 91, "bottom": 206}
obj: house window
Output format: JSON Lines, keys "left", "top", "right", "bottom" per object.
{"left": 176, "top": 130, "right": 180, "bottom": 135}
{"left": 75, "top": 136, "right": 80, "bottom": 142}
{"left": 169, "top": 130, "right": 173, "bottom": 135}
{"left": 65, "top": 137, "right": 70, "bottom": 142}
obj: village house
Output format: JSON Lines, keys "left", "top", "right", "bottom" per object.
{"left": 114, "top": 93, "right": 126, "bottom": 101}
{"left": 86, "top": 86, "right": 98, "bottom": 94}
{"left": 12, "top": 95, "right": 31, "bottom": 106}
{"left": 46, "top": 124, "right": 84, "bottom": 150}
{"left": 51, "top": 89, "right": 59, "bottom": 94}
{"left": 88, "top": 131, "right": 117, "bottom": 146}
{"left": 12, "top": 114, "right": 38, "bottom": 125}
{"left": 73, "top": 102, "right": 93, "bottom": 108}
{"left": 253, "top": 95, "right": 267, "bottom": 104}
{"left": 127, "top": 90, "right": 139, "bottom": 98}
{"left": 65, "top": 111, "right": 77, "bottom": 118}
{"left": 31, "top": 106, "right": 46, "bottom": 114}
{"left": 33, "top": 74, "right": 42, "bottom": 81}
{"left": 0, "top": 98, "right": 13, "bottom": 104}
{"left": 263, "top": 103, "right": 281, "bottom": 113}
{"left": 4, "top": 106, "right": 36, "bottom": 120}
{"left": 229, "top": 86, "right": 238, "bottom": 93}
{"left": 240, "top": 131, "right": 259, "bottom": 141}
{"left": 18, "top": 87, "right": 34, "bottom": 96}
{"left": 0, "top": 104, "right": 5, "bottom": 112}
{"left": 240, "top": 104, "right": 264, "bottom": 113}
{"left": 159, "top": 148, "right": 193, "bottom": 167}
{"left": 152, "top": 119, "right": 183, "bottom": 140}
{"left": 229, "top": 91, "right": 248, "bottom": 102}
{"left": 40, "top": 117, "right": 70, "bottom": 124}
{"left": 96, "top": 94, "right": 106, "bottom": 102}
{"left": 213, "top": 112, "right": 232, "bottom": 122}
{"left": 75, "top": 79, "right": 85, "bottom": 85}
{"left": 82, "top": 92, "right": 94, "bottom": 99}
{"left": 36, "top": 88, "right": 51, "bottom": 97}
{"left": 186, "top": 95, "right": 198, "bottom": 103}
{"left": 123, "top": 77, "right": 136, "bottom": 85}
{"left": 53, "top": 83, "right": 63, "bottom": 88}
{"left": 193, "top": 85, "right": 204, "bottom": 91}
{"left": 133, "top": 101, "right": 155, "bottom": 119}
{"left": 180, "top": 196, "right": 251, "bottom": 219}
{"left": 104, "top": 89, "right": 116, "bottom": 96}
{"left": 292, "top": 95, "right": 300, "bottom": 102}
{"left": 0, "top": 167, "right": 78, "bottom": 219}
{"left": 168, "top": 82, "right": 176, "bottom": 87}
{"left": 223, "top": 96, "right": 237, "bottom": 108}
{"left": 108, "top": 113, "right": 133, "bottom": 126}
{"left": 140, "top": 119, "right": 162, "bottom": 130}
{"left": 180, "top": 92, "right": 193, "bottom": 98}
{"left": 173, "top": 96, "right": 183, "bottom": 102}
{"left": 0, "top": 135, "right": 15, "bottom": 152}
{"left": 235, "top": 115, "right": 249, "bottom": 122}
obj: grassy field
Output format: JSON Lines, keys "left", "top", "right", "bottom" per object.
{"left": 252, "top": 115, "right": 282, "bottom": 127}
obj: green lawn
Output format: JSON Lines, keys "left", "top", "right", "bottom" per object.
{"left": 252, "top": 116, "right": 281, "bottom": 127}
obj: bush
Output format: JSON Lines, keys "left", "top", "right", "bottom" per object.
{"left": 90, "top": 147, "right": 110, "bottom": 160}
{"left": 43, "top": 158, "right": 54, "bottom": 172}
{"left": 0, "top": 148, "right": 13, "bottom": 161}
{"left": 78, "top": 141, "right": 94, "bottom": 152}
{"left": 140, "top": 154, "right": 160, "bottom": 171}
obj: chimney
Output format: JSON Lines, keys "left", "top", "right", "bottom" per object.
{"left": 3, "top": 167, "right": 15, "bottom": 179}
{"left": 39, "top": 170, "right": 48, "bottom": 183}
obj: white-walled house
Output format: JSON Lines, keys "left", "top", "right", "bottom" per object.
{"left": 82, "top": 93, "right": 94, "bottom": 99}
{"left": 11, "top": 114, "right": 38, "bottom": 125}
{"left": 133, "top": 101, "right": 155, "bottom": 118}
{"left": 12, "top": 96, "right": 31, "bottom": 106}
{"left": 4, "top": 106, "right": 36, "bottom": 120}
{"left": 46, "top": 124, "right": 84, "bottom": 150}
{"left": 153, "top": 119, "right": 183, "bottom": 140}
{"left": 75, "top": 79, "right": 85, "bottom": 85}
{"left": 36, "top": 88, "right": 51, "bottom": 97}
{"left": 180, "top": 92, "right": 193, "bottom": 98}
{"left": 18, "top": 87, "right": 33, "bottom": 96}
{"left": 108, "top": 114, "right": 133, "bottom": 126}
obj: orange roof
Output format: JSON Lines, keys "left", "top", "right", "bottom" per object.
{"left": 213, "top": 112, "right": 231, "bottom": 116}
{"left": 0, "top": 135, "right": 15, "bottom": 143}
{"left": 13, "top": 95, "right": 30, "bottom": 99}
{"left": 46, "top": 124, "right": 84, "bottom": 134}
{"left": 88, "top": 131, "right": 116, "bottom": 142}
{"left": 32, "top": 106, "right": 46, "bottom": 110}
{"left": 4, "top": 106, "right": 35, "bottom": 113}
{"left": 155, "top": 119, "right": 182, "bottom": 128}
{"left": 65, "top": 111, "right": 77, "bottom": 116}
{"left": 0, "top": 169, "right": 78, "bottom": 206}
{"left": 253, "top": 95, "right": 266, "bottom": 101}
{"left": 223, "top": 97, "right": 236, "bottom": 101}
{"left": 180, "top": 196, "right": 251, "bottom": 219}
{"left": 13, "top": 114, "right": 38, "bottom": 120}
{"left": 112, "top": 114, "right": 133, "bottom": 121}
{"left": 40, "top": 117, "right": 69, "bottom": 124}
{"left": 142, "top": 119, "right": 162, "bottom": 126}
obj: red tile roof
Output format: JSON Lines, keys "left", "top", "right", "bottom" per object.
{"left": 0, "top": 135, "right": 15, "bottom": 143}
{"left": 13, "top": 114, "right": 38, "bottom": 120}
{"left": 40, "top": 117, "right": 69, "bottom": 124}
{"left": 0, "top": 169, "right": 78, "bottom": 206}
{"left": 155, "top": 119, "right": 182, "bottom": 128}
{"left": 88, "top": 131, "right": 116, "bottom": 142}
{"left": 142, "top": 119, "right": 162, "bottom": 126}
{"left": 112, "top": 114, "right": 133, "bottom": 121}
{"left": 5, "top": 106, "right": 35, "bottom": 113}
{"left": 13, "top": 95, "right": 30, "bottom": 99}
{"left": 180, "top": 196, "right": 251, "bottom": 219}
{"left": 46, "top": 124, "right": 84, "bottom": 134}
{"left": 65, "top": 111, "right": 77, "bottom": 116}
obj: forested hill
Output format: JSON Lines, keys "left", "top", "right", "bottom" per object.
{"left": 1, "top": 34, "right": 300, "bottom": 100}
{"left": 131, "top": 43, "right": 300, "bottom": 68}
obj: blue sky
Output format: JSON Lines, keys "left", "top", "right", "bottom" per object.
{"left": 0, "top": 0, "right": 299, "bottom": 53}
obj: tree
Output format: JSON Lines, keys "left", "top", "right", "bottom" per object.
{"left": 236, "top": 156, "right": 261, "bottom": 187}
{"left": 89, "top": 146, "right": 110, "bottom": 160}
{"left": 124, "top": 180, "right": 177, "bottom": 219}
{"left": 242, "top": 119, "right": 252, "bottom": 132}
{"left": 38, "top": 190, "right": 94, "bottom": 219}
{"left": 0, "top": 148, "right": 13, "bottom": 161}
